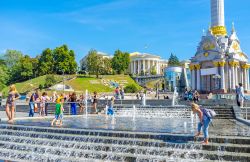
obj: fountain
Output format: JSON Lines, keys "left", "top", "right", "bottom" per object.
{"left": 172, "top": 87, "right": 179, "bottom": 106}
{"left": 142, "top": 94, "right": 146, "bottom": 106}
{"left": 0, "top": 100, "right": 249, "bottom": 161}
{"left": 85, "top": 89, "right": 88, "bottom": 117}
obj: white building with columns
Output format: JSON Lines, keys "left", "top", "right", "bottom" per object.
{"left": 129, "top": 52, "right": 168, "bottom": 75}
{"left": 191, "top": 0, "right": 250, "bottom": 93}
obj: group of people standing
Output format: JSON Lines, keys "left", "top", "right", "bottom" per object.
{"left": 114, "top": 86, "right": 124, "bottom": 100}
{"left": 28, "top": 91, "right": 97, "bottom": 117}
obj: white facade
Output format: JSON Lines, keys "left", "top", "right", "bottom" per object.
{"left": 191, "top": 0, "right": 250, "bottom": 93}
{"left": 129, "top": 52, "right": 168, "bottom": 75}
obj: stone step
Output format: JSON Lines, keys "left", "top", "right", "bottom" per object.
{"left": 1, "top": 124, "right": 249, "bottom": 145}
{"left": 0, "top": 134, "right": 249, "bottom": 162}
{"left": 1, "top": 133, "right": 249, "bottom": 154}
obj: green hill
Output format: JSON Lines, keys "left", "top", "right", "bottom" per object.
{"left": 1, "top": 75, "right": 142, "bottom": 96}
{"left": 65, "top": 75, "right": 142, "bottom": 93}
{"left": 1, "top": 75, "right": 68, "bottom": 96}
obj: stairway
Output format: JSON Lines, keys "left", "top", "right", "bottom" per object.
{"left": 0, "top": 124, "right": 249, "bottom": 162}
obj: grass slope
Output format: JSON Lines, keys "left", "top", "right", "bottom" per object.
{"left": 1, "top": 75, "right": 65, "bottom": 95}
{"left": 66, "top": 75, "right": 141, "bottom": 93}
{"left": 1, "top": 75, "right": 141, "bottom": 95}
{"left": 145, "top": 79, "right": 162, "bottom": 89}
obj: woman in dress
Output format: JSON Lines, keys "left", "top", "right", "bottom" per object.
{"left": 6, "top": 85, "right": 20, "bottom": 123}
{"left": 40, "top": 92, "right": 50, "bottom": 116}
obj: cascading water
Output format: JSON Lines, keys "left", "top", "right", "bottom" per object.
{"left": 172, "top": 87, "right": 178, "bottom": 106}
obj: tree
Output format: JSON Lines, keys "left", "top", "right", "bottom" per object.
{"left": 53, "top": 45, "right": 77, "bottom": 74}
{"left": 10, "top": 55, "right": 34, "bottom": 82}
{"left": 102, "top": 58, "right": 113, "bottom": 75}
{"left": 111, "top": 50, "right": 130, "bottom": 74}
{"left": 86, "top": 49, "right": 103, "bottom": 78}
{"left": 2, "top": 49, "right": 23, "bottom": 68}
{"left": 37, "top": 48, "right": 54, "bottom": 76}
{"left": 0, "top": 59, "right": 9, "bottom": 90}
{"left": 168, "top": 53, "right": 180, "bottom": 66}
{"left": 150, "top": 66, "right": 157, "bottom": 75}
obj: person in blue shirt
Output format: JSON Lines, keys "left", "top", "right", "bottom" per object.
{"left": 107, "top": 97, "right": 115, "bottom": 115}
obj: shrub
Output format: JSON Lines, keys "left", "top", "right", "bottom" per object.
{"left": 39, "top": 84, "right": 44, "bottom": 90}
{"left": 124, "top": 84, "right": 139, "bottom": 93}
{"left": 44, "top": 75, "right": 56, "bottom": 88}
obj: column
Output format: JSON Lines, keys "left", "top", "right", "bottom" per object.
{"left": 148, "top": 60, "right": 151, "bottom": 74}
{"left": 143, "top": 60, "right": 146, "bottom": 75}
{"left": 196, "top": 65, "right": 201, "bottom": 90}
{"left": 220, "top": 63, "right": 225, "bottom": 90}
{"left": 244, "top": 68, "right": 247, "bottom": 90}
{"left": 247, "top": 68, "right": 250, "bottom": 90}
{"left": 133, "top": 61, "right": 136, "bottom": 74}
{"left": 147, "top": 60, "right": 150, "bottom": 74}
{"left": 154, "top": 60, "right": 157, "bottom": 75}
{"left": 192, "top": 69, "right": 196, "bottom": 90}
{"left": 138, "top": 60, "right": 141, "bottom": 74}
{"left": 235, "top": 66, "right": 238, "bottom": 85}
{"left": 189, "top": 64, "right": 195, "bottom": 90}
{"left": 228, "top": 65, "right": 231, "bottom": 90}
{"left": 239, "top": 67, "right": 245, "bottom": 84}
{"left": 231, "top": 65, "right": 235, "bottom": 89}
{"left": 130, "top": 61, "right": 133, "bottom": 74}
{"left": 156, "top": 61, "right": 158, "bottom": 74}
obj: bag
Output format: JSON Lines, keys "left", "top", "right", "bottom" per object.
{"left": 204, "top": 108, "right": 216, "bottom": 119}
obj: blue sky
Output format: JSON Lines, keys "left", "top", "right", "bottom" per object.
{"left": 0, "top": 0, "right": 250, "bottom": 63}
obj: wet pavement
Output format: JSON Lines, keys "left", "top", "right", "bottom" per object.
{"left": 1, "top": 115, "right": 249, "bottom": 137}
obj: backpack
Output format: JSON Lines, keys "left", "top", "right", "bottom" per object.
{"left": 203, "top": 108, "right": 217, "bottom": 119}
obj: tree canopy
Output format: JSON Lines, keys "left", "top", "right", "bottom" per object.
{"left": 0, "top": 44, "right": 78, "bottom": 90}
{"left": 111, "top": 50, "right": 130, "bottom": 74}
{"left": 168, "top": 53, "right": 180, "bottom": 66}
{"left": 86, "top": 49, "right": 104, "bottom": 78}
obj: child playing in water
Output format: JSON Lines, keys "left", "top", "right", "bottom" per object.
{"left": 107, "top": 97, "right": 115, "bottom": 115}
{"left": 51, "top": 97, "right": 64, "bottom": 126}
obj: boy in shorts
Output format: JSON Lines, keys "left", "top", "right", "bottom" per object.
{"left": 51, "top": 98, "right": 63, "bottom": 126}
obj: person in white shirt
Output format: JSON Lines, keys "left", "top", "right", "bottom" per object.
{"left": 238, "top": 83, "right": 245, "bottom": 108}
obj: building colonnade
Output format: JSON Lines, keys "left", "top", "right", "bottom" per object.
{"left": 189, "top": 60, "right": 250, "bottom": 92}
{"left": 130, "top": 59, "right": 163, "bottom": 75}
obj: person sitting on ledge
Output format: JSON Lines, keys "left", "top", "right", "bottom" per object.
{"left": 207, "top": 92, "right": 213, "bottom": 99}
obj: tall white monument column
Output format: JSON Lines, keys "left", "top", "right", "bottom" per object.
{"left": 211, "top": 0, "right": 225, "bottom": 27}
{"left": 210, "top": 0, "right": 227, "bottom": 35}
